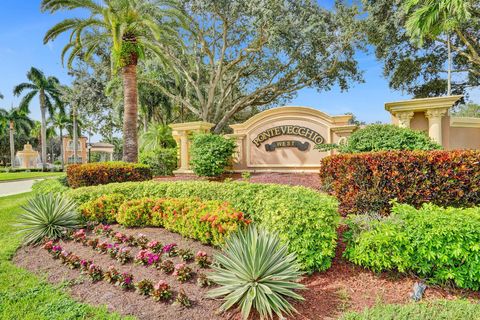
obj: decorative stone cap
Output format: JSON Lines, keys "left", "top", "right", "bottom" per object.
{"left": 385, "top": 95, "right": 463, "bottom": 114}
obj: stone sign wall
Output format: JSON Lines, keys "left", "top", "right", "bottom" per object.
{"left": 228, "top": 107, "right": 356, "bottom": 172}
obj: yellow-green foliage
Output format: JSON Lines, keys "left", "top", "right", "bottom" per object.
{"left": 344, "top": 203, "right": 480, "bottom": 290}
{"left": 65, "top": 181, "right": 339, "bottom": 272}
{"left": 80, "top": 193, "right": 126, "bottom": 224}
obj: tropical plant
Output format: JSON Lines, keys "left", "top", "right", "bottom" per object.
{"left": 50, "top": 111, "right": 70, "bottom": 170}
{"left": 207, "top": 225, "right": 305, "bottom": 320}
{"left": 41, "top": 0, "right": 186, "bottom": 162}
{"left": 140, "top": 123, "right": 176, "bottom": 152}
{"left": 404, "top": 0, "right": 474, "bottom": 95}
{"left": 16, "top": 193, "right": 80, "bottom": 245}
{"left": 13, "top": 67, "right": 62, "bottom": 170}
{"left": 0, "top": 107, "right": 34, "bottom": 168}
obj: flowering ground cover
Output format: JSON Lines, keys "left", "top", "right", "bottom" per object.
{"left": 14, "top": 224, "right": 229, "bottom": 320}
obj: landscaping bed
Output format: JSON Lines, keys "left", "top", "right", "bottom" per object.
{"left": 14, "top": 225, "right": 226, "bottom": 320}
{"left": 14, "top": 225, "right": 480, "bottom": 320}
{"left": 292, "top": 229, "right": 480, "bottom": 319}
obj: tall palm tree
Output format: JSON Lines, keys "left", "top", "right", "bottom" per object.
{"left": 41, "top": 0, "right": 186, "bottom": 163}
{"left": 50, "top": 112, "right": 70, "bottom": 171}
{"left": 0, "top": 92, "right": 3, "bottom": 99}
{"left": 13, "top": 67, "right": 61, "bottom": 170}
{"left": 0, "top": 107, "right": 34, "bottom": 168}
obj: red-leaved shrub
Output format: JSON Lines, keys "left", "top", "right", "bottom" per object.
{"left": 67, "top": 162, "right": 152, "bottom": 188}
{"left": 319, "top": 150, "right": 480, "bottom": 215}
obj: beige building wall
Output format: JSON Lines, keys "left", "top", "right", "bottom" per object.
{"left": 386, "top": 96, "right": 480, "bottom": 150}
{"left": 63, "top": 137, "right": 88, "bottom": 164}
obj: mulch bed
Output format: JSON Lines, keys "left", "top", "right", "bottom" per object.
{"left": 291, "top": 228, "right": 480, "bottom": 320}
{"left": 14, "top": 226, "right": 232, "bottom": 320}
{"left": 15, "top": 225, "right": 480, "bottom": 320}
{"left": 154, "top": 172, "right": 322, "bottom": 190}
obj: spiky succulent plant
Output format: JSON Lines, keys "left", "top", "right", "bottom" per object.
{"left": 207, "top": 225, "right": 305, "bottom": 320}
{"left": 17, "top": 193, "right": 80, "bottom": 244}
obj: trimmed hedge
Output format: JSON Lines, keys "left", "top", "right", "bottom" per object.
{"left": 66, "top": 162, "right": 152, "bottom": 188}
{"left": 139, "top": 148, "right": 177, "bottom": 176}
{"left": 320, "top": 150, "right": 480, "bottom": 215}
{"left": 113, "top": 197, "right": 249, "bottom": 246}
{"left": 344, "top": 203, "right": 480, "bottom": 290}
{"left": 61, "top": 180, "right": 339, "bottom": 272}
{"left": 79, "top": 194, "right": 126, "bottom": 224}
{"left": 32, "top": 177, "right": 69, "bottom": 195}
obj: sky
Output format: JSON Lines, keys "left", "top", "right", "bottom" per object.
{"left": 0, "top": 0, "right": 415, "bottom": 138}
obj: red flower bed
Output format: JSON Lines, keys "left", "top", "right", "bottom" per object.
{"left": 67, "top": 162, "right": 152, "bottom": 188}
{"left": 319, "top": 150, "right": 480, "bottom": 215}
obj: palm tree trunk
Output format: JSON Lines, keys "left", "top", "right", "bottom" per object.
{"left": 9, "top": 120, "right": 15, "bottom": 169}
{"left": 73, "top": 110, "right": 78, "bottom": 164}
{"left": 39, "top": 91, "right": 48, "bottom": 171}
{"left": 60, "top": 127, "right": 64, "bottom": 171}
{"left": 122, "top": 64, "right": 139, "bottom": 162}
{"left": 447, "top": 33, "right": 452, "bottom": 96}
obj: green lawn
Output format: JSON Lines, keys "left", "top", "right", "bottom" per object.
{"left": 341, "top": 300, "right": 480, "bottom": 320}
{"left": 0, "top": 193, "right": 132, "bottom": 320}
{"left": 0, "top": 172, "right": 64, "bottom": 182}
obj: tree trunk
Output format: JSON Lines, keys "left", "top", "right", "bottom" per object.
{"left": 447, "top": 33, "right": 452, "bottom": 96}
{"left": 73, "top": 110, "right": 78, "bottom": 164}
{"left": 122, "top": 64, "right": 139, "bottom": 162}
{"left": 60, "top": 127, "right": 64, "bottom": 171}
{"left": 39, "top": 91, "right": 48, "bottom": 171}
{"left": 9, "top": 120, "right": 15, "bottom": 169}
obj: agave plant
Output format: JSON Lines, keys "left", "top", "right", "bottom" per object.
{"left": 207, "top": 225, "right": 305, "bottom": 320}
{"left": 17, "top": 193, "right": 80, "bottom": 245}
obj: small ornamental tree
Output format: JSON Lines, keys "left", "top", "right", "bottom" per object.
{"left": 189, "top": 134, "right": 236, "bottom": 177}
{"left": 317, "top": 124, "right": 441, "bottom": 153}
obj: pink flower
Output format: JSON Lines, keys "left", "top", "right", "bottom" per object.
{"left": 196, "top": 250, "right": 207, "bottom": 257}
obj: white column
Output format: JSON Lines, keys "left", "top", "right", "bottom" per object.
{"left": 425, "top": 109, "right": 448, "bottom": 145}
{"left": 396, "top": 111, "right": 414, "bottom": 128}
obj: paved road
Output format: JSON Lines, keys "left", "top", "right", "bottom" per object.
{"left": 0, "top": 179, "right": 39, "bottom": 197}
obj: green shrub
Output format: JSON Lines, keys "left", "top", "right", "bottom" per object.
{"left": 208, "top": 225, "right": 304, "bottom": 320}
{"left": 139, "top": 148, "right": 177, "bottom": 176}
{"left": 117, "top": 198, "right": 156, "bottom": 227}
{"left": 112, "top": 197, "right": 249, "bottom": 246}
{"left": 64, "top": 181, "right": 339, "bottom": 272}
{"left": 32, "top": 177, "right": 69, "bottom": 195}
{"left": 66, "top": 162, "right": 152, "bottom": 188}
{"left": 317, "top": 124, "right": 440, "bottom": 153}
{"left": 17, "top": 194, "right": 80, "bottom": 244}
{"left": 190, "top": 133, "right": 236, "bottom": 177}
{"left": 320, "top": 150, "right": 480, "bottom": 215}
{"left": 344, "top": 203, "right": 480, "bottom": 290}
{"left": 341, "top": 299, "right": 480, "bottom": 320}
{"left": 79, "top": 193, "right": 126, "bottom": 223}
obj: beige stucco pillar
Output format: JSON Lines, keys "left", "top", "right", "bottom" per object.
{"left": 425, "top": 108, "right": 448, "bottom": 144}
{"left": 396, "top": 111, "right": 414, "bottom": 128}
{"left": 170, "top": 121, "right": 214, "bottom": 174}
{"left": 385, "top": 95, "right": 463, "bottom": 147}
